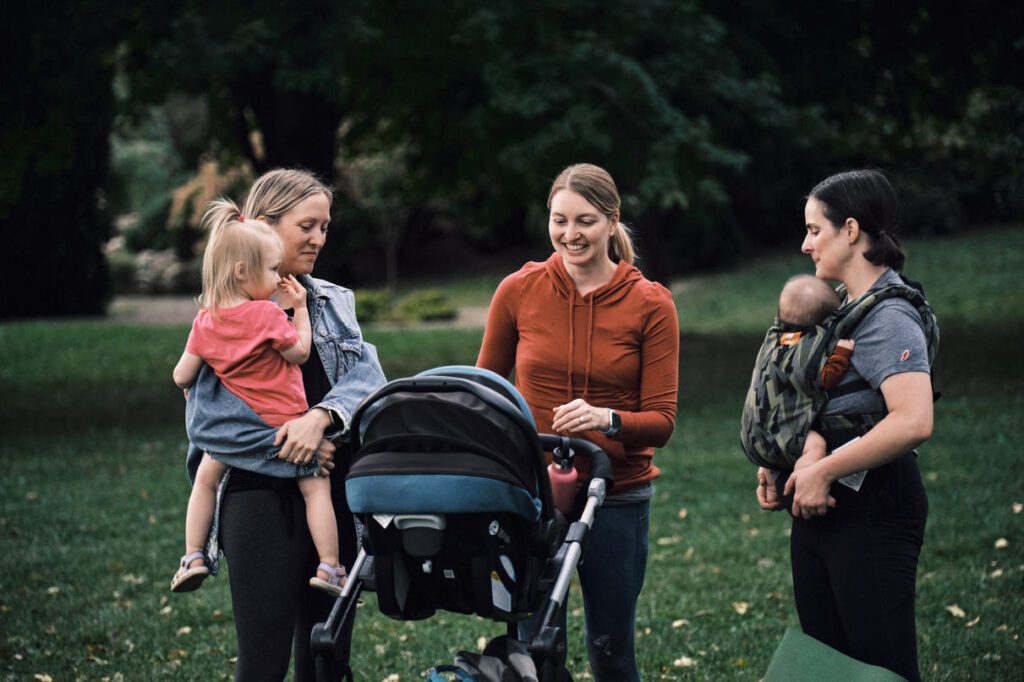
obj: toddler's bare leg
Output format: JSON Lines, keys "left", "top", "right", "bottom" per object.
{"left": 297, "top": 475, "right": 340, "bottom": 578}
{"left": 183, "top": 454, "right": 229, "bottom": 567}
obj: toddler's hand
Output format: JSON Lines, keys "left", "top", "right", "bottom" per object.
{"left": 277, "top": 275, "right": 307, "bottom": 310}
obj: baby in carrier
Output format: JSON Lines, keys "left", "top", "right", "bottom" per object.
{"left": 777, "top": 275, "right": 855, "bottom": 390}
{"left": 761, "top": 274, "right": 854, "bottom": 504}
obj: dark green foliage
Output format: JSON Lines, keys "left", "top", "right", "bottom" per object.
{"left": 394, "top": 289, "right": 458, "bottom": 322}
{"left": 354, "top": 289, "right": 391, "bottom": 323}
{"left": 6, "top": 2, "right": 1023, "bottom": 316}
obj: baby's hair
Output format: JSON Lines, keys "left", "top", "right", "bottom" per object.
{"left": 778, "top": 274, "right": 841, "bottom": 327}
{"left": 199, "top": 198, "right": 281, "bottom": 311}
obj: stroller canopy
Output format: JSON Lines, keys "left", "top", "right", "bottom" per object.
{"left": 347, "top": 366, "right": 546, "bottom": 522}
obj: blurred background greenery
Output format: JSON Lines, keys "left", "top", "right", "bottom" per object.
{"left": 2, "top": 1, "right": 1021, "bottom": 319}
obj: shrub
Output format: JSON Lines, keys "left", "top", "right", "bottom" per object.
{"left": 354, "top": 289, "right": 391, "bottom": 323}
{"left": 394, "top": 289, "right": 458, "bottom": 322}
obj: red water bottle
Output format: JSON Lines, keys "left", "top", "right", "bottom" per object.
{"left": 548, "top": 458, "right": 578, "bottom": 517}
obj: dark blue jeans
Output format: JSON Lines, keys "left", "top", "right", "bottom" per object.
{"left": 522, "top": 500, "right": 650, "bottom": 681}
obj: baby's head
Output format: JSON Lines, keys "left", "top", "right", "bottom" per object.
{"left": 778, "top": 274, "right": 840, "bottom": 327}
{"left": 199, "top": 199, "right": 282, "bottom": 310}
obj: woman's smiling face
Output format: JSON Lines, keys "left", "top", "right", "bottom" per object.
{"left": 272, "top": 192, "right": 331, "bottom": 277}
{"left": 548, "top": 189, "right": 616, "bottom": 270}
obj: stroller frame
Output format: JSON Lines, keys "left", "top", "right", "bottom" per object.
{"left": 310, "top": 371, "right": 612, "bottom": 682}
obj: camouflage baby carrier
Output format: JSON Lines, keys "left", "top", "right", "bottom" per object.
{"left": 740, "top": 276, "right": 939, "bottom": 471}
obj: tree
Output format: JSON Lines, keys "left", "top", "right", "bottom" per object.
{"left": 0, "top": 3, "right": 130, "bottom": 318}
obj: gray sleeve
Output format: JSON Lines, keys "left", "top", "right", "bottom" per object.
{"left": 849, "top": 299, "right": 931, "bottom": 389}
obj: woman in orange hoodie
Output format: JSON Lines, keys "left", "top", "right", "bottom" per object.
{"left": 478, "top": 163, "right": 679, "bottom": 680}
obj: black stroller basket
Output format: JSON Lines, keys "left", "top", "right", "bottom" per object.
{"left": 312, "top": 368, "right": 612, "bottom": 681}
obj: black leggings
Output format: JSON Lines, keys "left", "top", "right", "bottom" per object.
{"left": 220, "top": 472, "right": 358, "bottom": 682}
{"left": 787, "top": 453, "right": 928, "bottom": 682}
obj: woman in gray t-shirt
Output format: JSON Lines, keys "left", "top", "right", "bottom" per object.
{"left": 756, "top": 170, "right": 935, "bottom": 682}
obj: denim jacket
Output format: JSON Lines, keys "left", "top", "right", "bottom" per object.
{"left": 184, "top": 274, "right": 387, "bottom": 482}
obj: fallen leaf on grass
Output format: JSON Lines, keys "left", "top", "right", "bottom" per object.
{"left": 25, "top": 491, "right": 39, "bottom": 502}
{"left": 476, "top": 636, "right": 487, "bottom": 651}
{"left": 33, "top": 675, "right": 52, "bottom": 682}
{"left": 966, "top": 616, "right": 981, "bottom": 628}
{"left": 995, "top": 538, "right": 1009, "bottom": 549}
{"left": 671, "top": 619, "right": 689, "bottom": 628}
{"left": 656, "top": 535, "right": 681, "bottom": 546}
{"left": 121, "top": 574, "right": 146, "bottom": 585}
{"left": 159, "top": 605, "right": 173, "bottom": 616}
{"left": 382, "top": 675, "right": 400, "bottom": 682}
{"left": 757, "top": 557, "right": 775, "bottom": 569}
{"left": 1013, "top": 502, "right": 1022, "bottom": 514}
{"left": 946, "top": 604, "right": 966, "bottom": 618}
{"left": 925, "top": 471, "right": 938, "bottom": 482}
{"left": 996, "top": 624, "right": 1009, "bottom": 632}
{"left": 677, "top": 508, "right": 688, "bottom": 520}
{"left": 88, "top": 655, "right": 108, "bottom": 665}
{"left": 991, "top": 569, "right": 1003, "bottom": 578}
{"left": 732, "top": 601, "right": 749, "bottom": 615}
{"left": 46, "top": 587, "right": 60, "bottom": 595}
{"left": 682, "top": 547, "right": 695, "bottom": 561}
{"left": 746, "top": 527, "right": 759, "bottom": 538}
{"left": 673, "top": 656, "right": 697, "bottom": 668}
{"left": 176, "top": 626, "right": 192, "bottom": 636}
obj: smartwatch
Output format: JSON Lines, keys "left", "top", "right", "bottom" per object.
{"left": 603, "top": 409, "right": 621, "bottom": 437}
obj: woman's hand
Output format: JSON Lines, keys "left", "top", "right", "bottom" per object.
{"left": 756, "top": 467, "right": 783, "bottom": 511}
{"left": 316, "top": 438, "right": 336, "bottom": 477}
{"left": 784, "top": 459, "right": 837, "bottom": 519}
{"left": 551, "top": 398, "right": 610, "bottom": 434}
{"left": 274, "top": 408, "right": 332, "bottom": 465}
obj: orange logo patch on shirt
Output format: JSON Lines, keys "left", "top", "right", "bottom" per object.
{"left": 779, "top": 331, "right": 802, "bottom": 346}
{"left": 900, "top": 349, "right": 911, "bottom": 362}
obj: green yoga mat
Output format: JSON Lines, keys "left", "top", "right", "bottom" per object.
{"left": 764, "top": 627, "right": 908, "bottom": 681}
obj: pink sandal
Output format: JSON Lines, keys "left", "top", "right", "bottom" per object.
{"left": 309, "top": 562, "right": 347, "bottom": 597}
{"left": 170, "top": 551, "right": 209, "bottom": 593}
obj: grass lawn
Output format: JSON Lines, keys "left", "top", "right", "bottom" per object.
{"left": 1, "top": 226, "right": 1021, "bottom": 680}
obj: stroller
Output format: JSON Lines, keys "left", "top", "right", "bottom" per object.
{"left": 311, "top": 365, "right": 613, "bottom": 681}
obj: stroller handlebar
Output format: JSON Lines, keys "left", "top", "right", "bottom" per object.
{"left": 538, "top": 434, "right": 614, "bottom": 491}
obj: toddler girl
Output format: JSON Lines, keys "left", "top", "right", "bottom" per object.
{"left": 169, "top": 199, "right": 345, "bottom": 596}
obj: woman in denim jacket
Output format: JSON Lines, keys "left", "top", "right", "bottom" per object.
{"left": 182, "top": 169, "right": 386, "bottom": 681}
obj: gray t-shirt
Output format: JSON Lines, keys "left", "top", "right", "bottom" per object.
{"left": 823, "top": 269, "right": 931, "bottom": 416}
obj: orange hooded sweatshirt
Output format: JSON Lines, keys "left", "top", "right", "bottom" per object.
{"left": 477, "top": 253, "right": 679, "bottom": 490}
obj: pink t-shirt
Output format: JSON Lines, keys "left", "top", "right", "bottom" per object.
{"left": 186, "top": 300, "right": 307, "bottom": 427}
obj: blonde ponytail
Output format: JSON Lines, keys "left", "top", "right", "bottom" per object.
{"left": 610, "top": 221, "right": 636, "bottom": 265}
{"left": 199, "top": 198, "right": 280, "bottom": 311}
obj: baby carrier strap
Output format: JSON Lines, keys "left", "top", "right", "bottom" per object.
{"left": 830, "top": 275, "right": 939, "bottom": 368}
{"left": 816, "top": 413, "right": 884, "bottom": 451}
{"left": 817, "top": 275, "right": 940, "bottom": 443}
